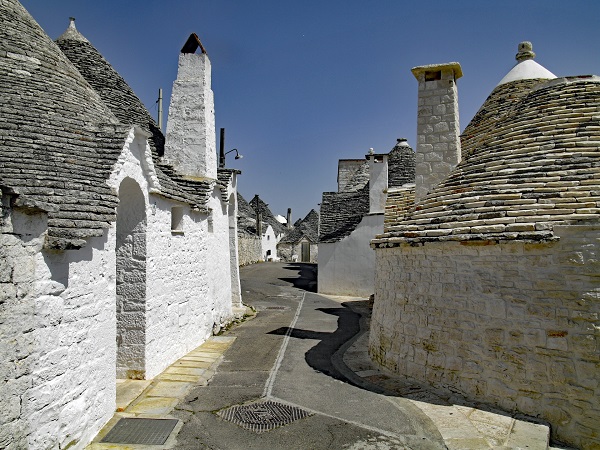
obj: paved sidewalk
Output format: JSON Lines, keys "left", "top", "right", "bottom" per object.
{"left": 88, "top": 336, "right": 238, "bottom": 449}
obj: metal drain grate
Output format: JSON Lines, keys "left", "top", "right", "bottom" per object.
{"left": 100, "top": 418, "right": 178, "bottom": 445}
{"left": 218, "top": 400, "right": 312, "bottom": 432}
{"left": 265, "top": 306, "right": 286, "bottom": 310}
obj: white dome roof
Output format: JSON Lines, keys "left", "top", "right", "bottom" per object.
{"left": 497, "top": 41, "right": 556, "bottom": 86}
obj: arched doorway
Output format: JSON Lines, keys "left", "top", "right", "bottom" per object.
{"left": 116, "top": 177, "right": 147, "bottom": 379}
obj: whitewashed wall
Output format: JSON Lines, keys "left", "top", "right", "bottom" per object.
{"left": 110, "top": 129, "right": 233, "bottom": 379}
{"left": 370, "top": 225, "right": 600, "bottom": 449}
{"left": 262, "top": 225, "right": 278, "bottom": 261}
{"left": 318, "top": 214, "right": 382, "bottom": 297}
{"left": 0, "top": 201, "right": 117, "bottom": 450}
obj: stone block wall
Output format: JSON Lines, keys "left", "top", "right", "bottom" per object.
{"left": 238, "top": 233, "right": 262, "bottom": 266}
{"left": 370, "top": 225, "right": 600, "bottom": 449}
{"left": 1, "top": 197, "right": 117, "bottom": 450}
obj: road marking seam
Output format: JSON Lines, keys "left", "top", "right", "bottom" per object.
{"left": 263, "top": 291, "right": 306, "bottom": 398}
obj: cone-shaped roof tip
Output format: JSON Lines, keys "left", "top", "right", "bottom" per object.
{"left": 57, "top": 16, "right": 89, "bottom": 42}
{"left": 496, "top": 41, "right": 556, "bottom": 86}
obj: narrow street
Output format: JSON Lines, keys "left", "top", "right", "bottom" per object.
{"left": 173, "top": 263, "right": 446, "bottom": 449}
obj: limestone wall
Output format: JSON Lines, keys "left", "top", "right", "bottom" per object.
{"left": 1, "top": 199, "right": 117, "bottom": 450}
{"left": 370, "top": 225, "right": 600, "bottom": 449}
{"left": 238, "top": 233, "right": 262, "bottom": 266}
{"left": 413, "top": 64, "right": 462, "bottom": 202}
{"left": 318, "top": 214, "right": 382, "bottom": 297}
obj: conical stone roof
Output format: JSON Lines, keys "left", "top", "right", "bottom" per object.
{"left": 373, "top": 45, "right": 600, "bottom": 247}
{"left": 55, "top": 17, "right": 214, "bottom": 209}
{"left": 0, "top": 0, "right": 127, "bottom": 249}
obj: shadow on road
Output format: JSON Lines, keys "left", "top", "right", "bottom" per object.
{"left": 278, "top": 263, "right": 318, "bottom": 292}
{"left": 267, "top": 302, "right": 389, "bottom": 394}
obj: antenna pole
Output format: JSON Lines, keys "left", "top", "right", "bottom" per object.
{"left": 157, "top": 88, "right": 163, "bottom": 131}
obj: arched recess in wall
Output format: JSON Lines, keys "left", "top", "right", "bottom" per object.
{"left": 228, "top": 193, "right": 242, "bottom": 307}
{"left": 116, "top": 177, "right": 147, "bottom": 379}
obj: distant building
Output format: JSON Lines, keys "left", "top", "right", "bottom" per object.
{"left": 1, "top": 3, "right": 241, "bottom": 448}
{"left": 236, "top": 194, "right": 287, "bottom": 262}
{"left": 236, "top": 193, "right": 263, "bottom": 265}
{"left": 370, "top": 43, "right": 600, "bottom": 449}
{"left": 278, "top": 209, "right": 319, "bottom": 262}
{"left": 318, "top": 141, "right": 415, "bottom": 296}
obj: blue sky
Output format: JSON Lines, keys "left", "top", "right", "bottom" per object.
{"left": 21, "top": 0, "right": 600, "bottom": 220}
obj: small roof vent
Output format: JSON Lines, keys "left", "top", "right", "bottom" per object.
{"left": 181, "top": 33, "right": 207, "bottom": 54}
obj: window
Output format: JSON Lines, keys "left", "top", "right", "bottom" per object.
{"left": 171, "top": 206, "right": 184, "bottom": 234}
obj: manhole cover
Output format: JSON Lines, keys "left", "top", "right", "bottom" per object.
{"left": 218, "top": 400, "right": 312, "bottom": 432}
{"left": 100, "top": 418, "right": 178, "bottom": 445}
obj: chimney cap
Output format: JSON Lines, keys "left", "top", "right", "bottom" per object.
{"left": 411, "top": 62, "right": 463, "bottom": 81}
{"left": 181, "top": 33, "right": 207, "bottom": 54}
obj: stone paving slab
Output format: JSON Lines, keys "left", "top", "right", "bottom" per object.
{"left": 87, "top": 336, "right": 236, "bottom": 449}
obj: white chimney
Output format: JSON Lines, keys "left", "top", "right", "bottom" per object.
{"left": 164, "top": 34, "right": 216, "bottom": 179}
{"left": 367, "top": 152, "right": 388, "bottom": 214}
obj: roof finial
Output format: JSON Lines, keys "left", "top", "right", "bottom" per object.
{"left": 69, "top": 17, "right": 76, "bottom": 28}
{"left": 516, "top": 41, "right": 535, "bottom": 62}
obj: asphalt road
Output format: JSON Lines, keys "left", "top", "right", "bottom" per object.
{"left": 173, "top": 262, "right": 446, "bottom": 450}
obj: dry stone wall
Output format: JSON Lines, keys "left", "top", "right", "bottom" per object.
{"left": 370, "top": 225, "right": 600, "bottom": 449}
{"left": 238, "top": 233, "right": 262, "bottom": 266}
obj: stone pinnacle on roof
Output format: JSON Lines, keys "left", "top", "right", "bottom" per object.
{"left": 516, "top": 41, "right": 535, "bottom": 62}
{"left": 396, "top": 138, "right": 410, "bottom": 148}
{"left": 57, "top": 16, "right": 89, "bottom": 43}
{"left": 497, "top": 41, "right": 556, "bottom": 86}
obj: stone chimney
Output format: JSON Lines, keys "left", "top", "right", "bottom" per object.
{"left": 287, "top": 208, "right": 292, "bottom": 229}
{"left": 164, "top": 33, "right": 216, "bottom": 180}
{"left": 367, "top": 149, "right": 388, "bottom": 214}
{"left": 256, "top": 210, "right": 262, "bottom": 237}
{"left": 411, "top": 62, "right": 462, "bottom": 202}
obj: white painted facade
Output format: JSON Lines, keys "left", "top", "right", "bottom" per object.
{"left": 318, "top": 213, "right": 382, "bottom": 297}
{"left": 261, "top": 224, "right": 279, "bottom": 261}
{"left": 0, "top": 125, "right": 239, "bottom": 449}
{"left": 0, "top": 33, "right": 241, "bottom": 449}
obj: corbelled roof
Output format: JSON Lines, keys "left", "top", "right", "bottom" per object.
{"left": 55, "top": 18, "right": 213, "bottom": 209}
{"left": 388, "top": 139, "right": 416, "bottom": 188}
{"left": 319, "top": 184, "right": 369, "bottom": 243}
{"left": 373, "top": 75, "right": 600, "bottom": 247}
{"left": 279, "top": 209, "right": 319, "bottom": 244}
{"left": 0, "top": 0, "right": 128, "bottom": 249}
